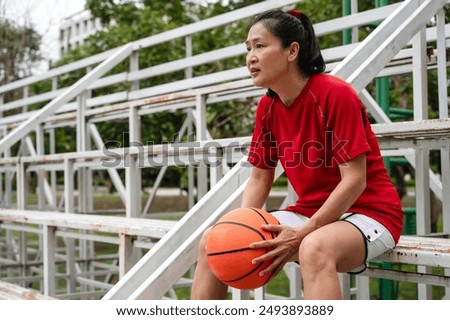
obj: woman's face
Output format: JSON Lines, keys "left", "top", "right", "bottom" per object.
{"left": 245, "top": 22, "right": 291, "bottom": 88}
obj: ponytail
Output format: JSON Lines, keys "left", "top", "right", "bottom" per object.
{"left": 288, "top": 10, "right": 325, "bottom": 76}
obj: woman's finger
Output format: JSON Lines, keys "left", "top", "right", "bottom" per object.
{"left": 249, "top": 239, "right": 276, "bottom": 249}
{"left": 251, "top": 247, "right": 279, "bottom": 264}
{"left": 261, "top": 223, "right": 290, "bottom": 234}
{"left": 258, "top": 256, "right": 286, "bottom": 277}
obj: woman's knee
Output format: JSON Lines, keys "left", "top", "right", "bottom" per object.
{"left": 298, "top": 234, "right": 333, "bottom": 270}
{"left": 198, "top": 227, "right": 213, "bottom": 255}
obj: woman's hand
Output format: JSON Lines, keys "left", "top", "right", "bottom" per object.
{"left": 249, "top": 224, "right": 303, "bottom": 278}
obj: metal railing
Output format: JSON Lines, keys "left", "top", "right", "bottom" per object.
{"left": 103, "top": 0, "right": 450, "bottom": 300}
{"left": 1, "top": 0, "right": 449, "bottom": 300}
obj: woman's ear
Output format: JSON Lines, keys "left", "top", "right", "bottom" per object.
{"left": 287, "top": 42, "right": 300, "bottom": 62}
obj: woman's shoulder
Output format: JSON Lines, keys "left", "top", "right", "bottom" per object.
{"left": 310, "top": 73, "right": 354, "bottom": 91}
{"left": 255, "top": 93, "right": 277, "bottom": 123}
{"left": 257, "top": 93, "right": 276, "bottom": 110}
{"left": 309, "top": 74, "right": 359, "bottom": 101}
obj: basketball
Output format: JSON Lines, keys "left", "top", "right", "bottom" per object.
{"left": 205, "top": 207, "right": 279, "bottom": 290}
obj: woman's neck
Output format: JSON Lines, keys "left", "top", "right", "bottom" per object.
{"left": 272, "top": 74, "right": 309, "bottom": 107}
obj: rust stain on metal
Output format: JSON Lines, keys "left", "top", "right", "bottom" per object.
{"left": 90, "top": 224, "right": 103, "bottom": 233}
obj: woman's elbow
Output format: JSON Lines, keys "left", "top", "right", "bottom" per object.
{"left": 356, "top": 175, "right": 367, "bottom": 195}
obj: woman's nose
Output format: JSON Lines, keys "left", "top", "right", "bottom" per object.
{"left": 247, "top": 52, "right": 257, "bottom": 63}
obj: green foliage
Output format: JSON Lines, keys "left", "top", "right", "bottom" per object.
{"left": 0, "top": 18, "right": 42, "bottom": 102}
{"left": 45, "top": 1, "right": 449, "bottom": 190}
{"left": 50, "top": 0, "right": 265, "bottom": 189}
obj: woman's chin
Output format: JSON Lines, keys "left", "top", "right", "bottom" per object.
{"left": 251, "top": 78, "right": 267, "bottom": 88}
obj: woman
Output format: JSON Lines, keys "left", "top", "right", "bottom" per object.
{"left": 191, "top": 9, "right": 403, "bottom": 300}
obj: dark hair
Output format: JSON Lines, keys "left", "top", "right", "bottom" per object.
{"left": 248, "top": 9, "right": 325, "bottom": 78}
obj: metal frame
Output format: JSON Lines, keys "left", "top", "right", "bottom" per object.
{"left": 1, "top": 0, "right": 450, "bottom": 300}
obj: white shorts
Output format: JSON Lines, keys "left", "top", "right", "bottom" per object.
{"left": 269, "top": 210, "right": 396, "bottom": 274}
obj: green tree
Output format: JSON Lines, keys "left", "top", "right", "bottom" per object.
{"left": 50, "top": 0, "right": 449, "bottom": 190}
{"left": 52, "top": 0, "right": 264, "bottom": 188}
{"left": 0, "top": 18, "right": 41, "bottom": 104}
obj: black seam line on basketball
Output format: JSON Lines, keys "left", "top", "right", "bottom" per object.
{"left": 213, "top": 221, "right": 266, "bottom": 241}
{"left": 224, "top": 262, "right": 265, "bottom": 283}
{"left": 206, "top": 247, "right": 255, "bottom": 256}
{"left": 262, "top": 270, "right": 276, "bottom": 287}
{"left": 248, "top": 207, "right": 277, "bottom": 240}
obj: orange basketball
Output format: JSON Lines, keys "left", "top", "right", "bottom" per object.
{"left": 205, "top": 207, "right": 279, "bottom": 290}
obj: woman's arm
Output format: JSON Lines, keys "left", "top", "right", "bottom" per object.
{"left": 306, "top": 153, "right": 367, "bottom": 232}
{"left": 250, "top": 153, "right": 367, "bottom": 275}
{"left": 241, "top": 166, "right": 275, "bottom": 208}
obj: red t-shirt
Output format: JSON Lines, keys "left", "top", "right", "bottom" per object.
{"left": 247, "top": 74, "right": 403, "bottom": 243}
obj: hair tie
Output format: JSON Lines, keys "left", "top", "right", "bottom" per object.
{"left": 287, "top": 10, "right": 301, "bottom": 19}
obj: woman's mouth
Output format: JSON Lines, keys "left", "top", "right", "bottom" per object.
{"left": 249, "top": 67, "right": 260, "bottom": 76}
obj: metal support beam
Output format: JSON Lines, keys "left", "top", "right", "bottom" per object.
{"left": 185, "top": 35, "right": 193, "bottom": 79}
{"left": 24, "top": 137, "right": 55, "bottom": 208}
{"left": 16, "top": 158, "right": 25, "bottom": 211}
{"left": 64, "top": 159, "right": 74, "bottom": 214}
{"left": 436, "top": 7, "right": 450, "bottom": 299}
{"left": 3, "top": 149, "right": 12, "bottom": 208}
{"left": 48, "top": 130, "right": 57, "bottom": 208}
{"left": 102, "top": 157, "right": 256, "bottom": 299}
{"left": 333, "top": 0, "right": 447, "bottom": 206}
{"left": 232, "top": 289, "right": 250, "bottom": 300}
{"left": 436, "top": 8, "right": 450, "bottom": 233}
{"left": 43, "top": 225, "right": 56, "bottom": 297}
{"left": 141, "top": 115, "right": 191, "bottom": 215}
{"left": 416, "top": 164, "right": 432, "bottom": 301}
{"left": 285, "top": 262, "right": 303, "bottom": 299}
{"left": 345, "top": 0, "right": 447, "bottom": 92}
{"left": 195, "top": 94, "right": 208, "bottom": 200}
{"left": 412, "top": 29, "right": 429, "bottom": 122}
{"left": 415, "top": 149, "right": 431, "bottom": 235}
{"left": 36, "top": 125, "right": 46, "bottom": 209}
{"left": 412, "top": 21, "right": 433, "bottom": 300}
{"left": 126, "top": 106, "right": 141, "bottom": 218}
{"left": 187, "top": 110, "right": 195, "bottom": 209}
{"left": 90, "top": 124, "right": 126, "bottom": 203}
{"left": 130, "top": 51, "right": 140, "bottom": 91}
{"left": 119, "top": 234, "right": 134, "bottom": 278}
{"left": 333, "top": 0, "right": 421, "bottom": 80}
{"left": 339, "top": 273, "right": 352, "bottom": 300}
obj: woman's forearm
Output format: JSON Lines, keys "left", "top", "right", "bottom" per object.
{"left": 308, "top": 154, "right": 367, "bottom": 230}
{"left": 241, "top": 167, "right": 275, "bottom": 208}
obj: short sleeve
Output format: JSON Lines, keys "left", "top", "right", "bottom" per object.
{"left": 325, "top": 85, "right": 371, "bottom": 165}
{"left": 247, "top": 97, "right": 278, "bottom": 169}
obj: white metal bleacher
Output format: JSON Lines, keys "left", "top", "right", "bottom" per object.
{"left": 0, "top": 0, "right": 449, "bottom": 300}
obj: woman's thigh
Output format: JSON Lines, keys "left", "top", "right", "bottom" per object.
{"left": 270, "top": 210, "right": 367, "bottom": 272}
{"left": 301, "top": 220, "right": 366, "bottom": 273}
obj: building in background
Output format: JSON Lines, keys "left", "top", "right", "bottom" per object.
{"left": 59, "top": 10, "right": 103, "bottom": 57}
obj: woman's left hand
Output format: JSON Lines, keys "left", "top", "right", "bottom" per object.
{"left": 249, "top": 224, "right": 303, "bottom": 277}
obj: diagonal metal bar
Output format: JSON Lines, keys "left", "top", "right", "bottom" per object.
{"left": 24, "top": 137, "right": 56, "bottom": 208}
{"left": 332, "top": 0, "right": 421, "bottom": 80}
{"left": 335, "top": 0, "right": 447, "bottom": 202}
{"left": 89, "top": 123, "right": 127, "bottom": 204}
{"left": 102, "top": 156, "right": 252, "bottom": 299}
{"left": 0, "top": 44, "right": 134, "bottom": 155}
{"left": 345, "top": 0, "right": 448, "bottom": 92}
{"left": 102, "top": 0, "right": 450, "bottom": 300}
{"left": 141, "top": 116, "right": 191, "bottom": 215}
